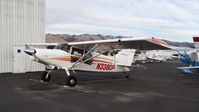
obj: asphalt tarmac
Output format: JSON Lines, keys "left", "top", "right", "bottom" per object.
{"left": 1, "top": 62, "right": 199, "bottom": 112}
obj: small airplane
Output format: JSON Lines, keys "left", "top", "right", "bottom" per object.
{"left": 24, "top": 37, "right": 171, "bottom": 87}
{"left": 134, "top": 50, "right": 173, "bottom": 63}
{"left": 176, "top": 37, "right": 198, "bottom": 74}
{"left": 145, "top": 52, "right": 167, "bottom": 63}
{"left": 133, "top": 50, "right": 147, "bottom": 63}
{"left": 145, "top": 49, "right": 176, "bottom": 63}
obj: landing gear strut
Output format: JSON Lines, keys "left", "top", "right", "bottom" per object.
{"left": 41, "top": 71, "right": 51, "bottom": 82}
{"left": 65, "top": 69, "right": 77, "bottom": 87}
{"left": 40, "top": 68, "right": 78, "bottom": 87}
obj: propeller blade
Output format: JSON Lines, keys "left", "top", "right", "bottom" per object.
{"left": 24, "top": 49, "right": 36, "bottom": 55}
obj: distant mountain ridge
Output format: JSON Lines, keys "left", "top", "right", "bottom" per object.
{"left": 162, "top": 39, "right": 194, "bottom": 48}
{"left": 46, "top": 33, "right": 194, "bottom": 48}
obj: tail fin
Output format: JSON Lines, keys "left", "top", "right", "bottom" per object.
{"left": 115, "top": 49, "right": 136, "bottom": 66}
{"left": 193, "top": 37, "right": 199, "bottom": 50}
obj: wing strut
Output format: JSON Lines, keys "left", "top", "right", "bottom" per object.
{"left": 69, "top": 44, "right": 98, "bottom": 69}
{"left": 69, "top": 47, "right": 113, "bottom": 69}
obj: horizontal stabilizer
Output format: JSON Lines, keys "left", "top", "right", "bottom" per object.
{"left": 177, "top": 66, "right": 199, "bottom": 69}
{"left": 177, "top": 67, "right": 193, "bottom": 74}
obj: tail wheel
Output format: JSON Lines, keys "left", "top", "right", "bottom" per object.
{"left": 66, "top": 75, "right": 77, "bottom": 87}
{"left": 125, "top": 75, "right": 130, "bottom": 79}
{"left": 124, "top": 72, "right": 130, "bottom": 79}
{"left": 41, "top": 72, "right": 51, "bottom": 82}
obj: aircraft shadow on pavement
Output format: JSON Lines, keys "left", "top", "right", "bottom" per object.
{"left": 22, "top": 71, "right": 132, "bottom": 91}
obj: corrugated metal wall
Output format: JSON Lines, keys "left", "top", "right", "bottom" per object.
{"left": 0, "top": 0, "right": 45, "bottom": 73}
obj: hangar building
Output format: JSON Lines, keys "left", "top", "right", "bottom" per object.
{"left": 0, "top": 0, "right": 45, "bottom": 73}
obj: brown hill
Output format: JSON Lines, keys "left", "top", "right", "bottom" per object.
{"left": 46, "top": 33, "right": 124, "bottom": 43}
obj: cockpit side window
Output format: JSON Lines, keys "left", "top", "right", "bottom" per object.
{"left": 70, "top": 47, "right": 93, "bottom": 65}
{"left": 102, "top": 50, "right": 120, "bottom": 56}
{"left": 54, "top": 43, "right": 69, "bottom": 52}
{"left": 71, "top": 48, "right": 85, "bottom": 56}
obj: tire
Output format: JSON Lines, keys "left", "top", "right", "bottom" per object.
{"left": 41, "top": 72, "right": 51, "bottom": 82}
{"left": 125, "top": 75, "right": 130, "bottom": 79}
{"left": 66, "top": 75, "right": 77, "bottom": 87}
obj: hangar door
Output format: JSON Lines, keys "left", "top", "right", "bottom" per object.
{"left": 13, "top": 46, "right": 26, "bottom": 73}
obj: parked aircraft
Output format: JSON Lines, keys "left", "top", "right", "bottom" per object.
{"left": 145, "top": 50, "right": 173, "bottom": 63}
{"left": 134, "top": 50, "right": 174, "bottom": 63}
{"left": 147, "top": 55, "right": 167, "bottom": 62}
{"left": 133, "top": 50, "right": 147, "bottom": 63}
{"left": 176, "top": 37, "right": 198, "bottom": 74}
{"left": 24, "top": 37, "right": 171, "bottom": 87}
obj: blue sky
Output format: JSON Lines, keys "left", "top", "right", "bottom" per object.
{"left": 46, "top": 0, "right": 199, "bottom": 42}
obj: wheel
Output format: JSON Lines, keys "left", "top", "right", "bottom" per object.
{"left": 125, "top": 75, "right": 130, "bottom": 79}
{"left": 124, "top": 72, "right": 130, "bottom": 79}
{"left": 66, "top": 75, "right": 77, "bottom": 87}
{"left": 41, "top": 72, "right": 51, "bottom": 82}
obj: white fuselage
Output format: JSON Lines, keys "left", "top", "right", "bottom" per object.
{"left": 33, "top": 48, "right": 131, "bottom": 72}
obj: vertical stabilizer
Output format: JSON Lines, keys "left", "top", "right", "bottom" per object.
{"left": 115, "top": 49, "right": 136, "bottom": 66}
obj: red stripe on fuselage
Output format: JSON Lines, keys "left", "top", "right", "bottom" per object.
{"left": 52, "top": 58, "right": 71, "bottom": 61}
{"left": 50, "top": 57, "right": 112, "bottom": 64}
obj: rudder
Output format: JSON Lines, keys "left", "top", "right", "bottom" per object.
{"left": 115, "top": 49, "right": 136, "bottom": 66}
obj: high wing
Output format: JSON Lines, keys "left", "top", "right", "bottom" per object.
{"left": 68, "top": 37, "right": 172, "bottom": 50}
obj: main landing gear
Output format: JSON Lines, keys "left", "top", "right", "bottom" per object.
{"left": 41, "top": 70, "right": 77, "bottom": 87}
{"left": 66, "top": 75, "right": 77, "bottom": 87}
{"left": 65, "top": 69, "right": 77, "bottom": 87}
{"left": 41, "top": 71, "right": 51, "bottom": 82}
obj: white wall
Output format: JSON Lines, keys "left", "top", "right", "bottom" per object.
{"left": 0, "top": 0, "right": 45, "bottom": 73}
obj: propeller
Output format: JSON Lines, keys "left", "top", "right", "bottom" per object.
{"left": 24, "top": 44, "right": 36, "bottom": 56}
{"left": 24, "top": 49, "right": 36, "bottom": 55}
